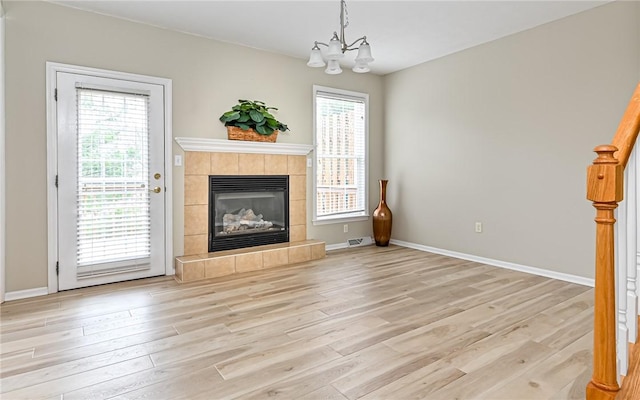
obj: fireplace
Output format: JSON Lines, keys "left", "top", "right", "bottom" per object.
{"left": 174, "top": 144, "right": 325, "bottom": 283}
{"left": 209, "top": 175, "right": 289, "bottom": 252}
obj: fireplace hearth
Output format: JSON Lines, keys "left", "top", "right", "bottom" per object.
{"left": 209, "top": 175, "right": 289, "bottom": 252}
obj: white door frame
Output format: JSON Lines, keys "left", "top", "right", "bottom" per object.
{"left": 46, "top": 62, "right": 173, "bottom": 293}
{"left": 0, "top": 4, "right": 6, "bottom": 302}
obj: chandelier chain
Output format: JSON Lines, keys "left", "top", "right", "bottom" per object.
{"left": 343, "top": 0, "right": 349, "bottom": 29}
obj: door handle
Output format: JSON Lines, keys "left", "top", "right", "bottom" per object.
{"left": 150, "top": 186, "right": 162, "bottom": 193}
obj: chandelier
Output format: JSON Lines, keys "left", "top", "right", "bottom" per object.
{"left": 307, "top": 0, "right": 374, "bottom": 74}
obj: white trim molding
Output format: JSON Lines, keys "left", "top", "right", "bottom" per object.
{"left": 313, "top": 215, "right": 369, "bottom": 226}
{"left": 0, "top": 3, "right": 6, "bottom": 302}
{"left": 175, "top": 137, "right": 314, "bottom": 156}
{"left": 391, "top": 239, "right": 595, "bottom": 287}
{"left": 4, "top": 287, "right": 49, "bottom": 302}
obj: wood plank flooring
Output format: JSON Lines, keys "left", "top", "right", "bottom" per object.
{"left": 0, "top": 245, "right": 594, "bottom": 399}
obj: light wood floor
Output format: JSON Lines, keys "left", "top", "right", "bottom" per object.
{"left": 0, "top": 245, "right": 594, "bottom": 399}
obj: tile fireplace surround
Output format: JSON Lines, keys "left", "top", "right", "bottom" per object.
{"left": 174, "top": 138, "right": 326, "bottom": 283}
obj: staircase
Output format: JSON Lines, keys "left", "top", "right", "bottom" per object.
{"left": 617, "top": 318, "right": 640, "bottom": 399}
{"left": 586, "top": 83, "right": 640, "bottom": 400}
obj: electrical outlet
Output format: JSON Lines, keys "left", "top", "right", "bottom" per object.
{"left": 475, "top": 222, "right": 482, "bottom": 233}
{"left": 343, "top": 224, "right": 349, "bottom": 233}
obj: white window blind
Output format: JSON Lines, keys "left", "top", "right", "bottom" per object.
{"left": 75, "top": 88, "right": 151, "bottom": 267}
{"left": 314, "top": 88, "right": 368, "bottom": 220}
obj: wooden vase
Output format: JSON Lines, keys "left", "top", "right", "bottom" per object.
{"left": 373, "top": 179, "right": 392, "bottom": 246}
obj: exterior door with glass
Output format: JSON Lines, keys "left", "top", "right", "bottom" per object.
{"left": 56, "top": 72, "right": 166, "bottom": 290}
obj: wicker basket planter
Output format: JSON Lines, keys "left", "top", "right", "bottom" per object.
{"left": 226, "top": 126, "right": 279, "bottom": 143}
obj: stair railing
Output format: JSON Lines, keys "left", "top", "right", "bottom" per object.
{"left": 586, "top": 83, "right": 640, "bottom": 400}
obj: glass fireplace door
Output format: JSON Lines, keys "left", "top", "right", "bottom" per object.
{"left": 209, "top": 175, "right": 289, "bottom": 252}
{"left": 214, "top": 191, "right": 286, "bottom": 237}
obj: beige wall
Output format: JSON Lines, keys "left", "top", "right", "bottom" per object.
{"left": 3, "top": 1, "right": 384, "bottom": 292}
{"left": 384, "top": 1, "right": 640, "bottom": 279}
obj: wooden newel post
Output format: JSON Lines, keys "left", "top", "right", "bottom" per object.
{"left": 586, "top": 145, "right": 624, "bottom": 400}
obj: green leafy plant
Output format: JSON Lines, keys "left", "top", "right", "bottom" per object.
{"left": 219, "top": 99, "right": 290, "bottom": 136}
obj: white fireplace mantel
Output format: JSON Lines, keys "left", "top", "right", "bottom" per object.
{"left": 175, "top": 137, "right": 314, "bottom": 156}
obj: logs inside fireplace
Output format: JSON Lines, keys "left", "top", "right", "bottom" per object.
{"left": 209, "top": 175, "right": 289, "bottom": 252}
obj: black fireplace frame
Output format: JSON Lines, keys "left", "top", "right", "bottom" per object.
{"left": 208, "top": 175, "right": 289, "bottom": 252}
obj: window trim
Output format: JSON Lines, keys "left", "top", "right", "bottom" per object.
{"left": 312, "top": 85, "right": 369, "bottom": 225}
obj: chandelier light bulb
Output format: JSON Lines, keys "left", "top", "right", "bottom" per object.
{"left": 355, "top": 41, "right": 374, "bottom": 64}
{"left": 326, "top": 33, "right": 344, "bottom": 60}
{"left": 307, "top": 44, "right": 326, "bottom": 68}
{"left": 325, "top": 59, "right": 343, "bottom": 75}
{"left": 352, "top": 62, "right": 370, "bottom": 74}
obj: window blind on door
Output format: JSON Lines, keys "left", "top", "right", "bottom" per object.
{"left": 75, "top": 88, "right": 151, "bottom": 267}
{"left": 315, "top": 92, "right": 367, "bottom": 218}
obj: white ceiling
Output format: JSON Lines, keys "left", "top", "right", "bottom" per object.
{"left": 51, "top": 0, "right": 609, "bottom": 75}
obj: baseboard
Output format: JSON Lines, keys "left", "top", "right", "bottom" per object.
{"left": 391, "top": 239, "right": 595, "bottom": 287}
{"left": 4, "top": 287, "right": 49, "bottom": 301}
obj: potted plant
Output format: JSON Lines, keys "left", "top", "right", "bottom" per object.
{"left": 219, "top": 99, "right": 290, "bottom": 143}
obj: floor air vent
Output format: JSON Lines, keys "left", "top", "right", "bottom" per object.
{"left": 347, "top": 237, "right": 373, "bottom": 247}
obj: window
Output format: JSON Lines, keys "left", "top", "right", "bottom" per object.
{"left": 313, "top": 86, "right": 368, "bottom": 223}
{"left": 75, "top": 88, "right": 151, "bottom": 267}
